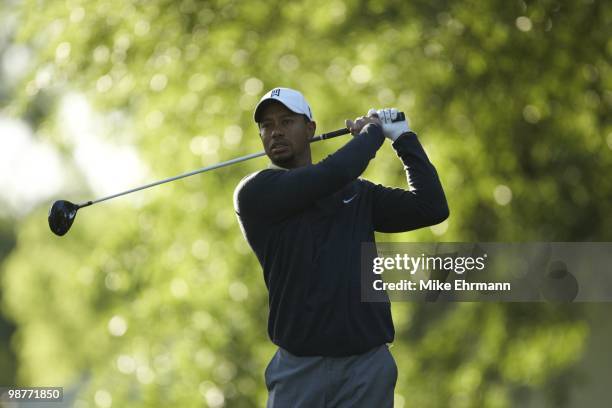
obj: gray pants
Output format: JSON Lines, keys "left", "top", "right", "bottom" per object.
{"left": 265, "top": 344, "right": 397, "bottom": 408}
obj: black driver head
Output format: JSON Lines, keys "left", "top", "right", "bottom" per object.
{"left": 48, "top": 200, "right": 79, "bottom": 236}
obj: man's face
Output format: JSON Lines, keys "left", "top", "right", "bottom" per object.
{"left": 258, "top": 102, "right": 316, "bottom": 168}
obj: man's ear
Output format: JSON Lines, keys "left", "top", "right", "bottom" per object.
{"left": 257, "top": 124, "right": 264, "bottom": 138}
{"left": 307, "top": 120, "right": 316, "bottom": 138}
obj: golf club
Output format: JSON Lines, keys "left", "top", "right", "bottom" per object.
{"left": 48, "top": 127, "right": 351, "bottom": 236}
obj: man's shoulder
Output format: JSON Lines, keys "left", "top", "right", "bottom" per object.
{"left": 234, "top": 170, "right": 262, "bottom": 207}
{"left": 233, "top": 169, "right": 282, "bottom": 212}
{"left": 235, "top": 170, "right": 262, "bottom": 191}
{"left": 234, "top": 169, "right": 280, "bottom": 193}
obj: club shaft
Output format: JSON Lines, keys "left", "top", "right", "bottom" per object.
{"left": 78, "top": 127, "right": 350, "bottom": 208}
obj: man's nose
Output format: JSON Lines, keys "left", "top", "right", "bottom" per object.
{"left": 271, "top": 126, "right": 284, "bottom": 138}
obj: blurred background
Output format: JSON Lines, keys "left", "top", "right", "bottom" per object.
{"left": 0, "top": 0, "right": 610, "bottom": 407}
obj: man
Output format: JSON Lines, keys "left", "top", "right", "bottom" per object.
{"left": 234, "top": 87, "right": 449, "bottom": 407}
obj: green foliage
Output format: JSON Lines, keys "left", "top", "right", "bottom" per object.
{"left": 1, "top": 0, "right": 609, "bottom": 406}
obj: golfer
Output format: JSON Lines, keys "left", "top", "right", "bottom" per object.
{"left": 234, "top": 87, "right": 449, "bottom": 407}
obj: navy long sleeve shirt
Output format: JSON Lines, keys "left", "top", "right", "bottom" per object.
{"left": 233, "top": 123, "right": 449, "bottom": 357}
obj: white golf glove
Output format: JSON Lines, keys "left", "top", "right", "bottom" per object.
{"left": 367, "top": 108, "right": 410, "bottom": 142}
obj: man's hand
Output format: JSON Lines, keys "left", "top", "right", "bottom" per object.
{"left": 345, "top": 111, "right": 382, "bottom": 136}
{"left": 368, "top": 108, "right": 410, "bottom": 142}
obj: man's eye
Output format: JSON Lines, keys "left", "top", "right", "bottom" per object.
{"left": 282, "top": 119, "right": 293, "bottom": 126}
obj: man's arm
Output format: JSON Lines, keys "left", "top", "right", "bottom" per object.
{"left": 370, "top": 131, "right": 449, "bottom": 233}
{"left": 235, "top": 123, "right": 384, "bottom": 220}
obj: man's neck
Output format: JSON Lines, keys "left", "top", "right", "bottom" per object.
{"left": 269, "top": 156, "right": 312, "bottom": 170}
{"left": 268, "top": 162, "right": 289, "bottom": 171}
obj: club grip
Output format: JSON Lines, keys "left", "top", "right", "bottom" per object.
{"left": 310, "top": 128, "right": 351, "bottom": 143}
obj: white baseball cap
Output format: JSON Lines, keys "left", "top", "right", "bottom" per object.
{"left": 253, "top": 87, "right": 314, "bottom": 123}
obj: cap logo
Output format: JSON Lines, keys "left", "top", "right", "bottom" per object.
{"left": 271, "top": 88, "right": 281, "bottom": 97}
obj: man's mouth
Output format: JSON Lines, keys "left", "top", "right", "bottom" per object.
{"left": 270, "top": 143, "right": 289, "bottom": 153}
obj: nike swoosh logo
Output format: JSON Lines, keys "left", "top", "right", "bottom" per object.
{"left": 343, "top": 194, "right": 358, "bottom": 204}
